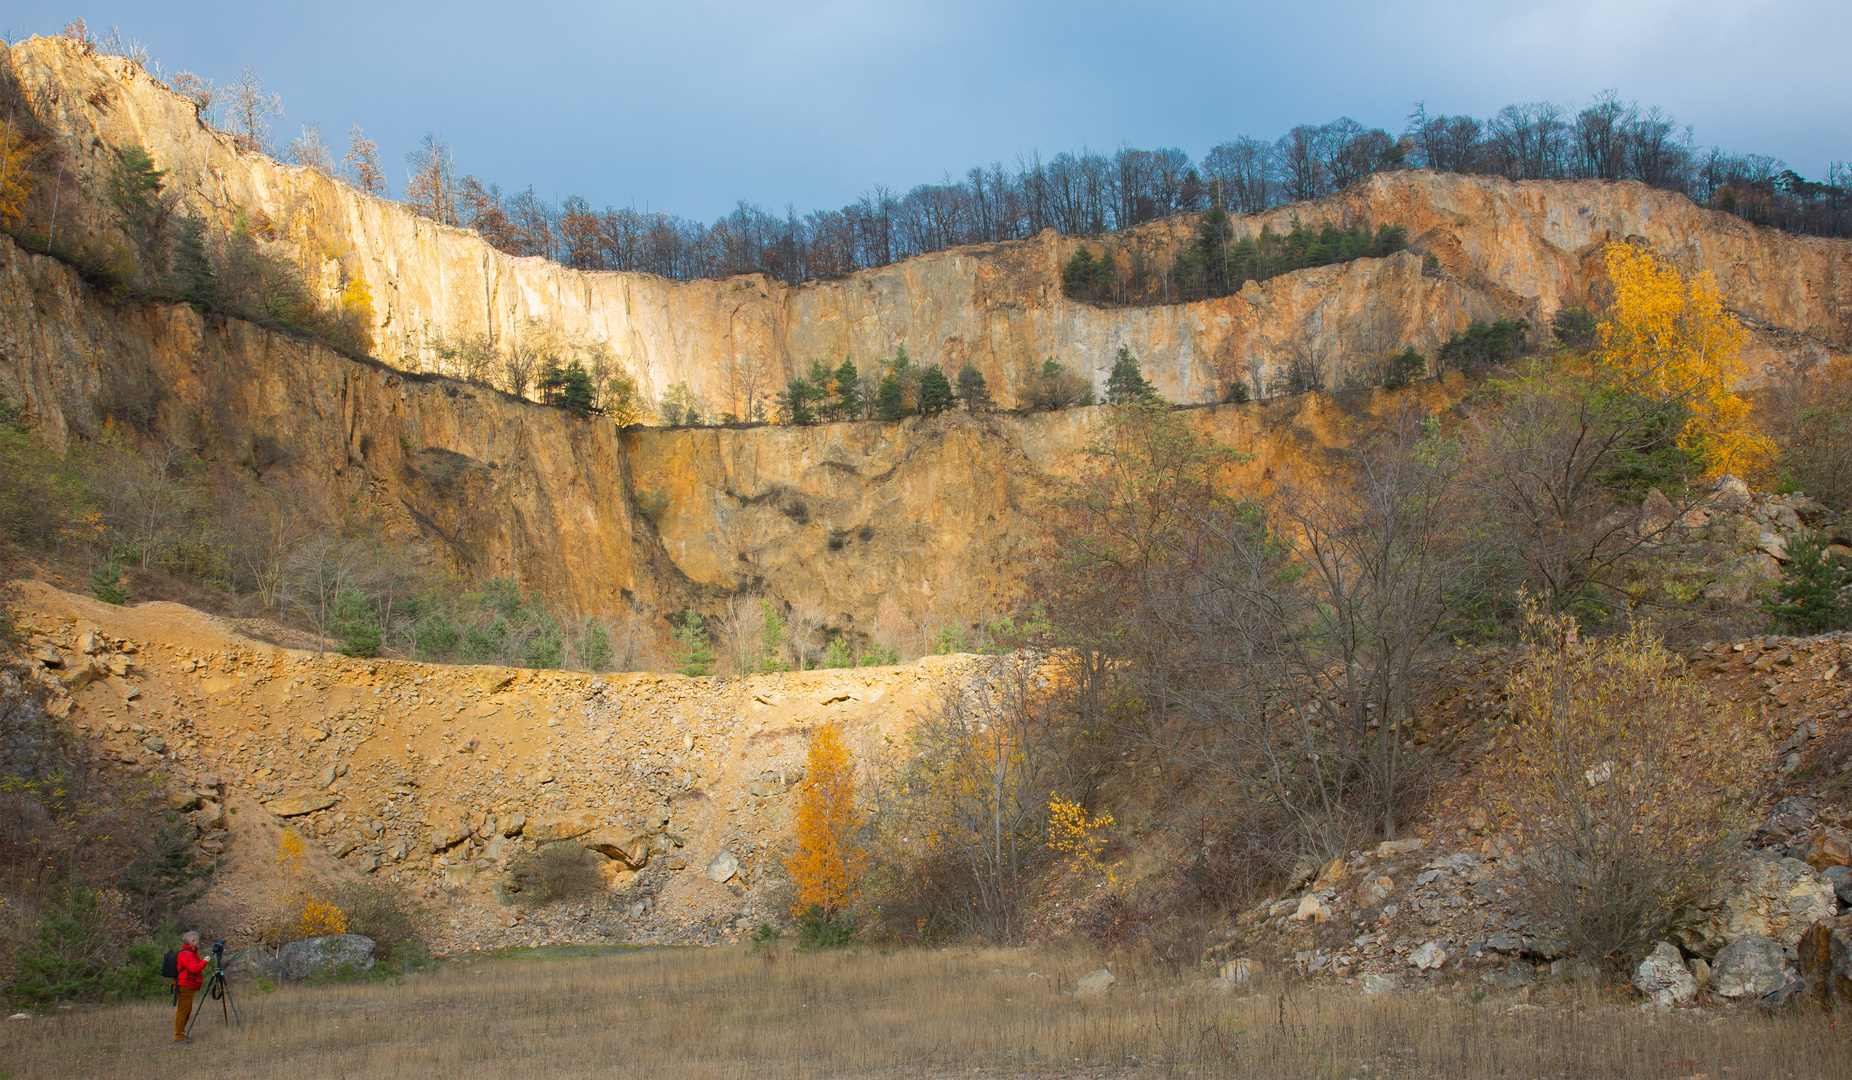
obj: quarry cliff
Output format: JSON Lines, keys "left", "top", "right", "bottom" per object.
{"left": 5, "top": 34, "right": 1848, "bottom": 423}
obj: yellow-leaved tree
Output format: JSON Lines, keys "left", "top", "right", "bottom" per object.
{"left": 266, "top": 828, "right": 347, "bottom": 943}
{"left": 1597, "top": 242, "right": 1772, "bottom": 478}
{"left": 785, "top": 723, "right": 863, "bottom": 918}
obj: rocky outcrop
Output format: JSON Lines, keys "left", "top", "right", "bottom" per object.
{"left": 5, "top": 36, "right": 1847, "bottom": 420}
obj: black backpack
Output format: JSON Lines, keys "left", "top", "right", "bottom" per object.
{"left": 161, "top": 950, "right": 180, "bottom": 981}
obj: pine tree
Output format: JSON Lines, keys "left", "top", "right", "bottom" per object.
{"left": 918, "top": 366, "right": 956, "bottom": 415}
{"left": 785, "top": 723, "right": 863, "bottom": 918}
{"left": 956, "top": 363, "right": 993, "bottom": 411}
{"left": 1766, "top": 531, "right": 1852, "bottom": 633}
{"left": 671, "top": 611, "right": 715, "bottom": 676}
{"left": 1105, "top": 346, "right": 1160, "bottom": 404}
{"left": 170, "top": 215, "right": 218, "bottom": 305}
{"left": 833, "top": 358, "right": 860, "bottom": 419}
{"left": 876, "top": 374, "right": 907, "bottom": 420}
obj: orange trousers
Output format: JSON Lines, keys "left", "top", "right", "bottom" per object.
{"left": 174, "top": 986, "right": 195, "bottom": 1039}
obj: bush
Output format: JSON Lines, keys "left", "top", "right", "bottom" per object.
{"left": 1484, "top": 610, "right": 1764, "bottom": 969}
{"left": 1552, "top": 305, "right": 1598, "bottom": 349}
{"left": 117, "top": 812, "right": 216, "bottom": 923}
{"left": 1382, "top": 346, "right": 1426, "bottom": 390}
{"left": 1764, "top": 359, "right": 1852, "bottom": 510}
{"left": 6, "top": 886, "right": 161, "bottom": 1008}
{"left": 327, "top": 880, "right": 428, "bottom": 963}
{"left": 794, "top": 904, "right": 855, "bottom": 950}
{"left": 88, "top": 559, "right": 128, "bottom": 605}
{"left": 1765, "top": 530, "right": 1852, "bottom": 633}
{"left": 1022, "top": 360, "right": 1094, "bottom": 411}
{"left": 505, "top": 843, "right": 606, "bottom": 907}
{"left": 1437, "top": 318, "right": 1529, "bottom": 371}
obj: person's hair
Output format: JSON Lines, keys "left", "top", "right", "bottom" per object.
{"left": 181, "top": 930, "right": 200, "bottom": 945}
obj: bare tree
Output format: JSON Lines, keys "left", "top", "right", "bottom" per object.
{"left": 284, "top": 123, "right": 333, "bottom": 173}
{"left": 224, "top": 67, "right": 282, "bottom": 154}
{"left": 405, "top": 132, "right": 457, "bottom": 225}
{"left": 342, "top": 125, "right": 385, "bottom": 195}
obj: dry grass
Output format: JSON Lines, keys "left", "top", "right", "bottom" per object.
{"left": 2, "top": 946, "right": 1846, "bottom": 1079}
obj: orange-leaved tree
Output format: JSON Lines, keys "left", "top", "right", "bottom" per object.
{"left": 1597, "top": 242, "right": 1772, "bottom": 479}
{"left": 786, "top": 723, "right": 863, "bottom": 918}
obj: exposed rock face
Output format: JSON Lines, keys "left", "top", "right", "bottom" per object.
{"left": 6, "top": 36, "right": 1847, "bottom": 423}
{"left": 1635, "top": 942, "right": 1699, "bottom": 1006}
{"left": 1673, "top": 850, "right": 1839, "bottom": 959}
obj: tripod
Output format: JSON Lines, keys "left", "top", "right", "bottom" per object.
{"left": 186, "top": 942, "right": 241, "bottom": 1034}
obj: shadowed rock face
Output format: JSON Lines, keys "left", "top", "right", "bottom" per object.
{"left": 7, "top": 37, "right": 1847, "bottom": 421}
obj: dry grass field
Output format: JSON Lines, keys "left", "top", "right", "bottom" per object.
{"left": 2, "top": 947, "right": 1848, "bottom": 1080}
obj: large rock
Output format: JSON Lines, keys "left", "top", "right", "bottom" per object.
{"left": 277, "top": 935, "right": 376, "bottom": 980}
{"left": 1074, "top": 969, "right": 1115, "bottom": 999}
{"left": 265, "top": 792, "right": 338, "bottom": 817}
{"left": 704, "top": 850, "right": 739, "bottom": 884}
{"left": 1409, "top": 942, "right": 1447, "bottom": 971}
{"left": 1710, "top": 934, "right": 1790, "bottom": 1001}
{"left": 221, "top": 946, "right": 284, "bottom": 982}
{"left": 529, "top": 812, "right": 599, "bottom": 844}
{"left": 1634, "top": 942, "right": 1698, "bottom": 1006}
{"left": 1672, "top": 851, "right": 1838, "bottom": 959}
{"left": 428, "top": 824, "right": 472, "bottom": 852}
{"left": 582, "top": 828, "right": 653, "bottom": 868}
{"left": 1797, "top": 915, "right": 1852, "bottom": 1009}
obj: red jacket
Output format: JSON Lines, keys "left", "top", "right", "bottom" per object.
{"left": 175, "top": 944, "right": 207, "bottom": 989}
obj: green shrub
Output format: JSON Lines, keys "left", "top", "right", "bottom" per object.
{"left": 505, "top": 844, "right": 606, "bottom": 907}
{"left": 88, "top": 559, "right": 128, "bottom": 605}
{"left": 1382, "top": 347, "right": 1426, "bottom": 390}
{"left": 794, "top": 904, "right": 855, "bottom": 951}
{"left": 1552, "top": 305, "right": 1598, "bottom": 349}
{"left": 672, "top": 611, "right": 716, "bottom": 676}
{"left": 1766, "top": 531, "right": 1852, "bottom": 633}
{"left": 636, "top": 487, "right": 672, "bottom": 527}
{"left": 1437, "top": 319, "right": 1529, "bottom": 371}
{"left": 822, "top": 637, "right": 854, "bottom": 669}
{"left": 6, "top": 887, "right": 164, "bottom": 1008}
{"left": 117, "top": 813, "right": 216, "bottom": 923}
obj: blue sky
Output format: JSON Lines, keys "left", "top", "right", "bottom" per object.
{"left": 7, "top": 1, "right": 1848, "bottom": 221}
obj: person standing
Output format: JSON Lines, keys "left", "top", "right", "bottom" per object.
{"left": 172, "top": 931, "right": 207, "bottom": 1043}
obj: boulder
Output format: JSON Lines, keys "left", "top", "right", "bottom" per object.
{"left": 444, "top": 863, "right": 478, "bottom": 886}
{"left": 221, "top": 946, "right": 284, "bottom": 982}
{"left": 498, "top": 812, "right": 526, "bottom": 837}
{"left": 428, "top": 824, "right": 471, "bottom": 852}
{"left": 529, "top": 813, "right": 602, "bottom": 844}
{"left": 1822, "top": 865, "right": 1852, "bottom": 905}
{"left": 277, "top": 935, "right": 375, "bottom": 980}
{"left": 193, "top": 801, "right": 226, "bottom": 830}
{"left": 314, "top": 764, "right": 338, "bottom": 789}
{"left": 166, "top": 791, "right": 201, "bottom": 812}
{"left": 34, "top": 647, "right": 63, "bottom": 668}
{"left": 705, "top": 850, "right": 739, "bottom": 883}
{"left": 472, "top": 668, "right": 517, "bottom": 693}
{"left": 1357, "top": 875, "right": 1395, "bottom": 906}
{"left": 1634, "top": 942, "right": 1698, "bottom": 1006}
{"left": 301, "top": 727, "right": 328, "bottom": 743}
{"left": 1672, "top": 851, "right": 1838, "bottom": 958}
{"left": 1292, "top": 894, "right": 1327, "bottom": 923}
{"left": 78, "top": 631, "right": 102, "bottom": 655}
{"left": 1801, "top": 830, "right": 1852, "bottom": 872}
{"left": 1218, "top": 958, "right": 1262, "bottom": 987}
{"left": 1375, "top": 838, "right": 1427, "bottom": 858}
{"left": 1073, "top": 968, "right": 1115, "bottom": 999}
{"left": 265, "top": 792, "right": 338, "bottom": 817}
{"left": 1409, "top": 942, "right": 1447, "bottom": 971}
{"left": 1711, "top": 934, "right": 1789, "bottom": 1000}
{"left": 582, "top": 828, "right": 652, "bottom": 868}
{"left": 1797, "top": 914, "right": 1852, "bottom": 1008}
{"left": 1358, "top": 973, "right": 1398, "bottom": 995}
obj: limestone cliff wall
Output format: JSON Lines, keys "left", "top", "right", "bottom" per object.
{"left": 7, "top": 36, "right": 1846, "bottom": 417}
{"left": 1, "top": 229, "right": 1446, "bottom": 633}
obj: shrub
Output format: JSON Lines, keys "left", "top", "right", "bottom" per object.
{"left": 6, "top": 886, "right": 159, "bottom": 1008}
{"left": 1023, "top": 360, "right": 1094, "bottom": 411}
{"left": 1552, "top": 305, "right": 1598, "bottom": 349}
{"left": 1484, "top": 609, "right": 1764, "bottom": 969}
{"left": 505, "top": 843, "right": 606, "bottom": 907}
{"left": 88, "top": 559, "right": 128, "bottom": 605}
{"left": 793, "top": 904, "right": 855, "bottom": 950}
{"left": 1765, "top": 530, "right": 1851, "bottom": 633}
{"left": 327, "top": 881, "right": 428, "bottom": 963}
{"left": 1764, "top": 358, "right": 1852, "bottom": 509}
{"left": 1382, "top": 347, "right": 1426, "bottom": 390}
{"left": 635, "top": 487, "right": 672, "bottom": 528}
{"left": 117, "top": 812, "right": 216, "bottom": 923}
{"left": 1225, "top": 380, "right": 1252, "bottom": 404}
{"left": 1437, "top": 318, "right": 1529, "bottom": 371}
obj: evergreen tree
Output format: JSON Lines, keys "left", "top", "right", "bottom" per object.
{"left": 778, "top": 375, "right": 820, "bottom": 425}
{"left": 833, "top": 358, "right": 860, "bottom": 419}
{"left": 333, "top": 585, "right": 381, "bottom": 657}
{"left": 1105, "top": 346, "right": 1160, "bottom": 404}
{"left": 1766, "top": 531, "right": 1852, "bottom": 633}
{"left": 918, "top": 366, "right": 956, "bottom": 415}
{"left": 107, "top": 145, "right": 170, "bottom": 273}
{"left": 576, "top": 618, "right": 614, "bottom": 670}
{"left": 539, "top": 360, "right": 597, "bottom": 417}
{"left": 955, "top": 363, "right": 993, "bottom": 411}
{"left": 671, "top": 611, "right": 715, "bottom": 676}
{"left": 169, "top": 215, "right": 217, "bottom": 305}
{"left": 876, "top": 374, "right": 907, "bottom": 420}
{"left": 119, "top": 813, "right": 217, "bottom": 922}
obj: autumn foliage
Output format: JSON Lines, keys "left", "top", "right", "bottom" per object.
{"left": 1597, "top": 243, "right": 1771, "bottom": 479}
{"left": 261, "top": 828, "right": 349, "bottom": 945}
{"left": 786, "top": 724, "right": 863, "bottom": 918}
